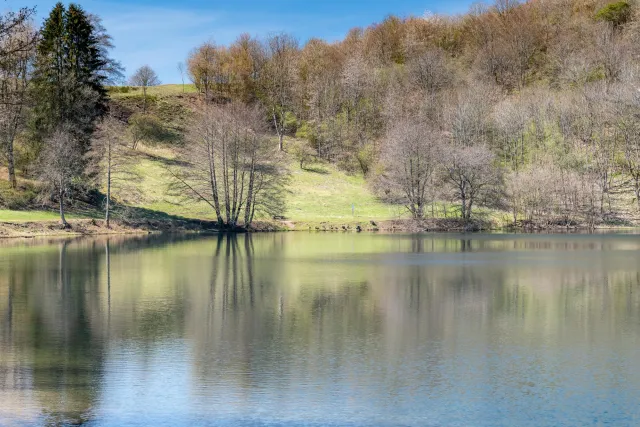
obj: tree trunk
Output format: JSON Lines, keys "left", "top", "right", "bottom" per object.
{"left": 7, "top": 142, "right": 16, "bottom": 189}
{"left": 461, "top": 191, "right": 466, "bottom": 221}
{"left": 143, "top": 86, "right": 147, "bottom": 113}
{"left": 105, "top": 170, "right": 111, "bottom": 228}
{"left": 207, "top": 144, "right": 224, "bottom": 225}
{"left": 244, "top": 157, "right": 256, "bottom": 228}
{"left": 105, "top": 141, "right": 111, "bottom": 228}
{"left": 273, "top": 111, "right": 284, "bottom": 151}
{"left": 59, "top": 188, "right": 68, "bottom": 228}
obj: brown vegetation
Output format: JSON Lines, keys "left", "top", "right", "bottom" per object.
{"left": 6, "top": 0, "right": 640, "bottom": 231}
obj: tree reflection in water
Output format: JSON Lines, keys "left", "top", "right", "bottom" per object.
{"left": 0, "top": 233, "right": 639, "bottom": 425}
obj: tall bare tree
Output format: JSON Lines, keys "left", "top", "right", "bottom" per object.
{"left": 39, "top": 127, "right": 83, "bottom": 227}
{"left": 260, "top": 33, "right": 298, "bottom": 151}
{"left": 612, "top": 84, "right": 640, "bottom": 210}
{"left": 382, "top": 120, "right": 441, "bottom": 219}
{"left": 177, "top": 62, "right": 186, "bottom": 93}
{"left": 0, "top": 12, "right": 36, "bottom": 188}
{"left": 441, "top": 144, "right": 500, "bottom": 221}
{"left": 89, "top": 116, "right": 135, "bottom": 227}
{"left": 170, "top": 102, "right": 286, "bottom": 228}
{"left": 129, "top": 65, "right": 160, "bottom": 113}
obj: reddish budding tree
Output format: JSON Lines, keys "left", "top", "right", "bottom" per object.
{"left": 382, "top": 120, "right": 441, "bottom": 219}
{"left": 441, "top": 144, "right": 501, "bottom": 221}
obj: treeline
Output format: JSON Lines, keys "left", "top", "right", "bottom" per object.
{"left": 3, "top": 0, "right": 640, "bottom": 228}
{"left": 184, "top": 0, "right": 640, "bottom": 226}
{"left": 0, "top": 2, "right": 284, "bottom": 229}
{"left": 0, "top": 3, "right": 126, "bottom": 226}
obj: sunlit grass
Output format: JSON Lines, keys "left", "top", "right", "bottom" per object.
{"left": 0, "top": 210, "right": 84, "bottom": 222}
{"left": 285, "top": 159, "right": 406, "bottom": 222}
{"left": 109, "top": 84, "right": 198, "bottom": 99}
{"left": 112, "top": 142, "right": 404, "bottom": 224}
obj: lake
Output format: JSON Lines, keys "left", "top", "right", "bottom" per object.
{"left": 0, "top": 232, "right": 639, "bottom": 426}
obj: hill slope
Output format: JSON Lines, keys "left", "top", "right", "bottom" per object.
{"left": 0, "top": 85, "right": 406, "bottom": 229}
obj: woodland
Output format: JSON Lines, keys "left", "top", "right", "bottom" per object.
{"left": 2, "top": 0, "right": 640, "bottom": 230}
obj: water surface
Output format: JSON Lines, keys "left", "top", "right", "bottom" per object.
{"left": 1, "top": 233, "right": 639, "bottom": 426}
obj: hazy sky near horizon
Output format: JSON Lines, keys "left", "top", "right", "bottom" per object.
{"left": 9, "top": 0, "right": 477, "bottom": 83}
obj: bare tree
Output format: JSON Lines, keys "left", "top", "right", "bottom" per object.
{"left": 382, "top": 120, "right": 441, "bottom": 219}
{"left": 89, "top": 116, "right": 136, "bottom": 227}
{"left": 406, "top": 48, "right": 453, "bottom": 93}
{"left": 39, "top": 128, "right": 83, "bottom": 227}
{"left": 620, "top": 114, "right": 640, "bottom": 210}
{"left": 177, "top": 62, "right": 186, "bottom": 93}
{"left": 441, "top": 144, "right": 500, "bottom": 221}
{"left": 493, "top": 95, "right": 529, "bottom": 170}
{"left": 0, "top": 9, "right": 36, "bottom": 188}
{"left": 505, "top": 164, "right": 557, "bottom": 225}
{"left": 170, "top": 102, "right": 286, "bottom": 228}
{"left": 129, "top": 65, "right": 160, "bottom": 113}
{"left": 446, "top": 85, "right": 496, "bottom": 147}
{"left": 260, "top": 33, "right": 298, "bottom": 151}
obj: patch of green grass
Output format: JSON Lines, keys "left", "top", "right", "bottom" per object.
{"left": 109, "top": 84, "right": 198, "bottom": 99}
{"left": 121, "top": 147, "right": 218, "bottom": 220}
{"left": 112, "top": 143, "right": 404, "bottom": 225}
{"left": 285, "top": 159, "right": 406, "bottom": 222}
{"left": 0, "top": 210, "right": 84, "bottom": 222}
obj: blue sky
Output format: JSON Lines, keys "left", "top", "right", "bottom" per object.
{"left": 8, "top": 0, "right": 477, "bottom": 84}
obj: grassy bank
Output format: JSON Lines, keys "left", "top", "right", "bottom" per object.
{"left": 0, "top": 140, "right": 413, "bottom": 236}
{"left": 3, "top": 85, "right": 635, "bottom": 237}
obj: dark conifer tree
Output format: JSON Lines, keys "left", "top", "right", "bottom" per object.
{"left": 30, "top": 3, "right": 111, "bottom": 152}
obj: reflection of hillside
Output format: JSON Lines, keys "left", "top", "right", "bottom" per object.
{"left": 0, "top": 240, "right": 106, "bottom": 424}
{"left": 1, "top": 233, "right": 640, "bottom": 423}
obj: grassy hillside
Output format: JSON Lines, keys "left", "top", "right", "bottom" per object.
{"left": 101, "top": 142, "right": 405, "bottom": 225}
{"left": 0, "top": 84, "right": 585, "bottom": 232}
{"left": 286, "top": 158, "right": 405, "bottom": 223}
{"left": 109, "top": 84, "right": 199, "bottom": 98}
{"left": 0, "top": 85, "right": 405, "bottom": 228}
{"left": 106, "top": 85, "right": 407, "bottom": 226}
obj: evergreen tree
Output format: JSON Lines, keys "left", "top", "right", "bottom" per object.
{"left": 30, "top": 2, "right": 110, "bottom": 152}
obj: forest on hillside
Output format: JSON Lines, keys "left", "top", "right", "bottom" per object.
{"left": 2, "top": 0, "right": 640, "bottom": 229}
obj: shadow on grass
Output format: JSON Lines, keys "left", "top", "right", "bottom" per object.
{"left": 111, "top": 204, "right": 220, "bottom": 231}
{"left": 59, "top": 193, "right": 221, "bottom": 232}
{"left": 601, "top": 214, "right": 635, "bottom": 227}
{"left": 302, "top": 165, "right": 330, "bottom": 175}
{"left": 136, "top": 151, "right": 190, "bottom": 168}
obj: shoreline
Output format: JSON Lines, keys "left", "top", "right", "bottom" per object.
{"left": 1, "top": 217, "right": 638, "bottom": 239}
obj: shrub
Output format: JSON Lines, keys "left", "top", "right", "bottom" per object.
{"left": 284, "top": 111, "right": 298, "bottom": 135}
{"left": 0, "top": 181, "right": 38, "bottom": 210}
{"left": 290, "top": 140, "right": 317, "bottom": 169}
{"left": 295, "top": 121, "right": 312, "bottom": 140}
{"left": 595, "top": 1, "right": 631, "bottom": 27}
{"left": 357, "top": 143, "right": 376, "bottom": 176}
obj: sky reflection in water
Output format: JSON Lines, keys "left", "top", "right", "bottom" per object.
{"left": 0, "top": 233, "right": 639, "bottom": 426}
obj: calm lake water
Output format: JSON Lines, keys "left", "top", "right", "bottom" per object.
{"left": 1, "top": 233, "right": 640, "bottom": 426}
